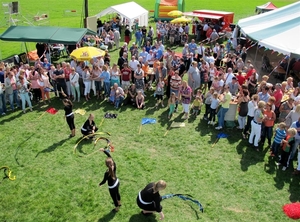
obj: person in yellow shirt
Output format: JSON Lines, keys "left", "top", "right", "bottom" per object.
{"left": 215, "top": 85, "right": 232, "bottom": 130}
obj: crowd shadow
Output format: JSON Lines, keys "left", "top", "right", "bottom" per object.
{"left": 0, "top": 110, "right": 23, "bottom": 125}
{"left": 288, "top": 175, "right": 300, "bottom": 202}
{"left": 236, "top": 139, "right": 268, "bottom": 172}
{"left": 97, "top": 210, "right": 116, "bottom": 222}
{"left": 35, "top": 138, "right": 69, "bottom": 158}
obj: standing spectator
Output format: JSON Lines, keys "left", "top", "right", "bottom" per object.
{"left": 187, "top": 61, "right": 201, "bottom": 92}
{"left": 82, "top": 66, "right": 91, "bottom": 101}
{"left": 170, "top": 70, "right": 182, "bottom": 112}
{"left": 237, "top": 90, "right": 250, "bottom": 129}
{"left": 113, "top": 29, "right": 121, "bottom": 49}
{"left": 243, "top": 94, "right": 258, "bottom": 139}
{"left": 260, "top": 102, "right": 276, "bottom": 147}
{"left": 278, "top": 128, "right": 297, "bottom": 171}
{"left": 120, "top": 63, "right": 131, "bottom": 90}
{"left": 270, "top": 122, "right": 287, "bottom": 157}
{"left": 110, "top": 63, "right": 121, "bottom": 87}
{"left": 179, "top": 81, "right": 192, "bottom": 119}
{"left": 124, "top": 26, "right": 131, "bottom": 44}
{"left": 54, "top": 64, "right": 67, "bottom": 99}
{"left": 135, "top": 28, "right": 142, "bottom": 48}
{"left": 248, "top": 101, "right": 266, "bottom": 151}
{"left": 17, "top": 76, "right": 33, "bottom": 114}
{"left": 215, "top": 85, "right": 232, "bottom": 130}
{"left": 272, "top": 83, "right": 283, "bottom": 117}
{"left": 129, "top": 55, "right": 139, "bottom": 83}
{"left": 134, "top": 64, "right": 145, "bottom": 95}
{"left": 155, "top": 77, "right": 165, "bottom": 108}
{"left": 208, "top": 92, "right": 219, "bottom": 125}
{"left": 69, "top": 67, "right": 80, "bottom": 102}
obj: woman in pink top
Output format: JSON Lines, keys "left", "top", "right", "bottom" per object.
{"left": 29, "top": 66, "right": 42, "bottom": 103}
{"left": 64, "top": 63, "right": 72, "bottom": 98}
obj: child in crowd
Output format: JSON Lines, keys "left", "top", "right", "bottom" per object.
{"left": 277, "top": 128, "right": 297, "bottom": 171}
{"left": 203, "top": 87, "right": 214, "bottom": 120}
{"left": 136, "top": 90, "right": 145, "bottom": 109}
{"left": 208, "top": 92, "right": 219, "bottom": 125}
{"left": 168, "top": 92, "right": 177, "bottom": 119}
{"left": 194, "top": 89, "right": 203, "bottom": 99}
{"left": 270, "top": 122, "right": 287, "bottom": 157}
{"left": 212, "top": 76, "right": 220, "bottom": 93}
{"left": 109, "top": 86, "right": 115, "bottom": 104}
{"left": 115, "top": 90, "right": 121, "bottom": 109}
{"left": 155, "top": 77, "right": 165, "bottom": 108}
{"left": 191, "top": 96, "right": 202, "bottom": 116}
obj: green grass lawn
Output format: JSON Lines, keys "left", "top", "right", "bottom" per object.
{"left": 0, "top": 0, "right": 299, "bottom": 221}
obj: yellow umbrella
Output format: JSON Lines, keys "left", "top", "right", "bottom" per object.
{"left": 167, "top": 10, "right": 183, "bottom": 17}
{"left": 70, "top": 46, "right": 105, "bottom": 61}
{"left": 170, "top": 16, "right": 192, "bottom": 24}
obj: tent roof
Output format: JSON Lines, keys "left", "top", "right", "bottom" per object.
{"left": 0, "top": 26, "right": 96, "bottom": 44}
{"left": 238, "top": 1, "right": 300, "bottom": 55}
{"left": 96, "top": 1, "right": 148, "bottom": 20}
{"left": 183, "top": 12, "right": 223, "bottom": 20}
{"left": 256, "top": 2, "right": 277, "bottom": 11}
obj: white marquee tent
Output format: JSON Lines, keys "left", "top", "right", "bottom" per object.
{"left": 95, "top": 2, "right": 148, "bottom": 28}
{"left": 238, "top": 1, "right": 300, "bottom": 56}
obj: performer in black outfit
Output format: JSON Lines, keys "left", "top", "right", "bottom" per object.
{"left": 99, "top": 148, "right": 121, "bottom": 212}
{"left": 136, "top": 180, "right": 166, "bottom": 220}
{"left": 63, "top": 99, "right": 75, "bottom": 137}
{"left": 81, "top": 114, "right": 98, "bottom": 137}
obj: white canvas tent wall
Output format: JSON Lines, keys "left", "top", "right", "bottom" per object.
{"left": 95, "top": 2, "right": 148, "bottom": 29}
{"left": 238, "top": 1, "right": 300, "bottom": 56}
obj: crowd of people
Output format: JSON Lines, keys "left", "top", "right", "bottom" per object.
{"left": 1, "top": 18, "right": 300, "bottom": 218}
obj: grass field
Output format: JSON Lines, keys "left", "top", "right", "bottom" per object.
{"left": 0, "top": 0, "right": 299, "bottom": 221}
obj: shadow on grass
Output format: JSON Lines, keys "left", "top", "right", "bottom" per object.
{"left": 129, "top": 212, "right": 157, "bottom": 222}
{"left": 97, "top": 210, "right": 116, "bottom": 222}
{"left": 14, "top": 134, "right": 35, "bottom": 166}
{"left": 289, "top": 175, "right": 300, "bottom": 202}
{"left": 236, "top": 140, "right": 268, "bottom": 172}
{"left": 0, "top": 110, "right": 23, "bottom": 125}
{"left": 35, "top": 138, "right": 69, "bottom": 158}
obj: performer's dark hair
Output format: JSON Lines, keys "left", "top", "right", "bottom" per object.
{"left": 105, "top": 158, "right": 115, "bottom": 180}
{"left": 63, "top": 98, "right": 73, "bottom": 106}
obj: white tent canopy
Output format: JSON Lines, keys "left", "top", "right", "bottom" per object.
{"left": 95, "top": 2, "right": 148, "bottom": 29}
{"left": 238, "top": 1, "right": 300, "bottom": 56}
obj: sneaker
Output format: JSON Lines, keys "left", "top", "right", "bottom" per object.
{"left": 276, "top": 162, "right": 281, "bottom": 166}
{"left": 1, "top": 112, "right": 5, "bottom": 115}
{"left": 203, "top": 117, "right": 208, "bottom": 120}
{"left": 208, "top": 121, "right": 211, "bottom": 124}
{"left": 161, "top": 104, "right": 164, "bottom": 107}
{"left": 23, "top": 110, "right": 26, "bottom": 114}
{"left": 215, "top": 126, "right": 222, "bottom": 130}
{"left": 211, "top": 121, "right": 215, "bottom": 125}
{"left": 282, "top": 166, "right": 287, "bottom": 171}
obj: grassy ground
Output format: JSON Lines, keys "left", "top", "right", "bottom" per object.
{"left": 0, "top": 0, "right": 299, "bottom": 221}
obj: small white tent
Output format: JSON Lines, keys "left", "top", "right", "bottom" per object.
{"left": 95, "top": 2, "right": 148, "bottom": 28}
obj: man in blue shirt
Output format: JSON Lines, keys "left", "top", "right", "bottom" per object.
{"left": 188, "top": 39, "right": 197, "bottom": 55}
{"left": 135, "top": 29, "right": 142, "bottom": 48}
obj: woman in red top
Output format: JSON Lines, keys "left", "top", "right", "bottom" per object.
{"left": 260, "top": 102, "right": 276, "bottom": 147}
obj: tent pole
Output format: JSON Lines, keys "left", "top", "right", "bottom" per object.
{"left": 254, "top": 42, "right": 259, "bottom": 69}
{"left": 24, "top": 42, "right": 29, "bottom": 64}
{"left": 285, "top": 55, "right": 291, "bottom": 80}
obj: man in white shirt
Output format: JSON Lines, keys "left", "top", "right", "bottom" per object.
{"left": 146, "top": 50, "right": 155, "bottom": 67}
{"left": 129, "top": 56, "right": 139, "bottom": 83}
{"left": 197, "top": 42, "right": 205, "bottom": 59}
{"left": 224, "top": 68, "right": 235, "bottom": 85}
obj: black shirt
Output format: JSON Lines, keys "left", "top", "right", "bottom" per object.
{"left": 54, "top": 69, "right": 65, "bottom": 83}
{"left": 64, "top": 105, "right": 73, "bottom": 116}
{"left": 99, "top": 151, "right": 118, "bottom": 187}
{"left": 139, "top": 182, "right": 162, "bottom": 212}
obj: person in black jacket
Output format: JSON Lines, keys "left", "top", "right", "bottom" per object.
{"left": 136, "top": 180, "right": 166, "bottom": 220}
{"left": 81, "top": 114, "right": 98, "bottom": 138}
{"left": 99, "top": 148, "right": 121, "bottom": 212}
{"left": 63, "top": 99, "right": 75, "bottom": 137}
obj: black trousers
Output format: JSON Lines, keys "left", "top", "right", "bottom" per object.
{"left": 66, "top": 115, "right": 75, "bottom": 130}
{"left": 109, "top": 183, "right": 121, "bottom": 207}
{"left": 243, "top": 115, "right": 254, "bottom": 134}
{"left": 57, "top": 81, "right": 67, "bottom": 99}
